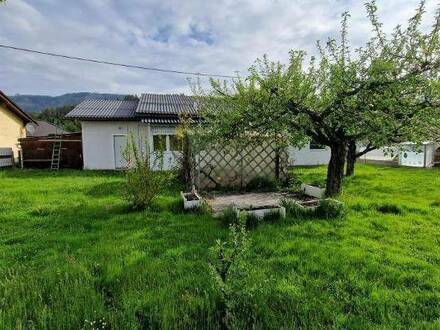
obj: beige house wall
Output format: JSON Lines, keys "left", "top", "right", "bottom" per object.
{"left": 0, "top": 103, "right": 26, "bottom": 159}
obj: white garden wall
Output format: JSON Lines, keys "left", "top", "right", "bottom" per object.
{"left": 288, "top": 144, "right": 331, "bottom": 166}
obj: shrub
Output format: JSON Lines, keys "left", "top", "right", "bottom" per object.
{"left": 287, "top": 174, "right": 302, "bottom": 194}
{"left": 281, "top": 198, "right": 344, "bottom": 219}
{"left": 246, "top": 176, "right": 278, "bottom": 192}
{"left": 123, "top": 136, "right": 174, "bottom": 210}
{"left": 209, "top": 223, "right": 250, "bottom": 329}
{"left": 315, "top": 198, "right": 345, "bottom": 219}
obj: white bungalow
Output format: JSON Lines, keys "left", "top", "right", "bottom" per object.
{"left": 66, "top": 93, "right": 332, "bottom": 170}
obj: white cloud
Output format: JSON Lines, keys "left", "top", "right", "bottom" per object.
{"left": 0, "top": 0, "right": 438, "bottom": 95}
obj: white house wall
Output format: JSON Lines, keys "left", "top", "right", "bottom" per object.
{"left": 361, "top": 148, "right": 397, "bottom": 162}
{"left": 81, "top": 121, "right": 149, "bottom": 170}
{"left": 288, "top": 144, "right": 331, "bottom": 166}
{"left": 399, "top": 143, "right": 439, "bottom": 168}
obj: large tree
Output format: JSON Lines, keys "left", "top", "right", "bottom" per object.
{"left": 195, "top": 1, "right": 440, "bottom": 196}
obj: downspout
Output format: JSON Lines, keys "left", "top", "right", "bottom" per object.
{"left": 423, "top": 144, "right": 427, "bottom": 168}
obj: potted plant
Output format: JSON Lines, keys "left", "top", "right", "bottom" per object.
{"left": 181, "top": 186, "right": 203, "bottom": 210}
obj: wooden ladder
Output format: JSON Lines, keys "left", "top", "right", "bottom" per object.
{"left": 50, "top": 136, "right": 62, "bottom": 170}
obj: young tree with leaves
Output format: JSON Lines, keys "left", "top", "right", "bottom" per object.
{"left": 195, "top": 1, "right": 440, "bottom": 196}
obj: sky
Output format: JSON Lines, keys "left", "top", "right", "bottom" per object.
{"left": 0, "top": 0, "right": 438, "bottom": 96}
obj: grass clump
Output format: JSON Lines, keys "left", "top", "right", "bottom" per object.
{"left": 375, "top": 203, "right": 403, "bottom": 215}
{"left": 218, "top": 207, "right": 239, "bottom": 227}
{"left": 430, "top": 200, "right": 440, "bottom": 207}
{"left": 281, "top": 199, "right": 311, "bottom": 218}
{"left": 315, "top": 199, "right": 345, "bottom": 219}
{"left": 281, "top": 198, "right": 344, "bottom": 219}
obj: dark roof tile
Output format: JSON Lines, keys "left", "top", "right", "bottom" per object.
{"left": 66, "top": 99, "right": 138, "bottom": 120}
{"left": 136, "top": 93, "right": 197, "bottom": 115}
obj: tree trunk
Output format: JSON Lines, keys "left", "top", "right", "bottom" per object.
{"left": 326, "top": 142, "right": 347, "bottom": 197}
{"left": 345, "top": 141, "right": 357, "bottom": 177}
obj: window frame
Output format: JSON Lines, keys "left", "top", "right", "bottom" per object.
{"left": 152, "top": 134, "right": 167, "bottom": 152}
{"left": 151, "top": 133, "right": 183, "bottom": 152}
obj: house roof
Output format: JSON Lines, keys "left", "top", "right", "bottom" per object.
{"left": 28, "top": 120, "right": 71, "bottom": 137}
{"left": 0, "top": 90, "right": 37, "bottom": 124}
{"left": 66, "top": 99, "right": 138, "bottom": 120}
{"left": 136, "top": 93, "right": 197, "bottom": 115}
{"left": 66, "top": 93, "right": 199, "bottom": 121}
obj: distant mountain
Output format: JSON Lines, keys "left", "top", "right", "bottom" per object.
{"left": 9, "top": 92, "right": 127, "bottom": 113}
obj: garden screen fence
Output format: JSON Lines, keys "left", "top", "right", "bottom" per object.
{"left": 195, "top": 141, "right": 289, "bottom": 191}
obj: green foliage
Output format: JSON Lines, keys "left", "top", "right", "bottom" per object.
{"left": 281, "top": 198, "right": 311, "bottom": 218}
{"left": 246, "top": 176, "right": 278, "bottom": 192}
{"left": 243, "top": 212, "right": 260, "bottom": 229}
{"left": 195, "top": 2, "right": 440, "bottom": 196}
{"left": 123, "top": 136, "right": 174, "bottom": 210}
{"left": 0, "top": 165, "right": 440, "bottom": 328}
{"left": 315, "top": 199, "right": 345, "bottom": 219}
{"left": 218, "top": 207, "right": 239, "bottom": 227}
{"left": 209, "top": 223, "right": 254, "bottom": 329}
{"left": 281, "top": 198, "right": 344, "bottom": 219}
{"left": 260, "top": 210, "right": 283, "bottom": 223}
{"left": 375, "top": 203, "right": 403, "bottom": 215}
{"left": 32, "top": 105, "right": 81, "bottom": 132}
{"left": 287, "top": 173, "right": 303, "bottom": 193}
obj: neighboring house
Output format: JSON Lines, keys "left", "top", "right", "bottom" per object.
{"left": 398, "top": 142, "right": 440, "bottom": 168}
{"left": 67, "top": 93, "right": 333, "bottom": 170}
{"left": 0, "top": 90, "right": 37, "bottom": 160}
{"left": 28, "top": 120, "right": 71, "bottom": 137}
{"left": 361, "top": 142, "right": 440, "bottom": 168}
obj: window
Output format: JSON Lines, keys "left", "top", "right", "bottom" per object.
{"left": 152, "top": 134, "right": 182, "bottom": 152}
{"left": 310, "top": 139, "right": 326, "bottom": 150}
{"left": 169, "top": 135, "right": 183, "bottom": 151}
{"left": 153, "top": 135, "right": 166, "bottom": 152}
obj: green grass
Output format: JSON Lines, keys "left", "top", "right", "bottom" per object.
{"left": 1, "top": 165, "right": 439, "bottom": 329}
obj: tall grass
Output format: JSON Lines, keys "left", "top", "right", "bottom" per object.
{"left": 0, "top": 165, "right": 439, "bottom": 328}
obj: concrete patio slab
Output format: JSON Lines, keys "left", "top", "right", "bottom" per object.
{"left": 206, "top": 192, "right": 288, "bottom": 213}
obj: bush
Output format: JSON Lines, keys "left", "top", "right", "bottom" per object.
{"left": 209, "top": 223, "right": 251, "bottom": 329}
{"left": 315, "top": 199, "right": 345, "bottom": 219}
{"left": 246, "top": 176, "right": 278, "bottom": 192}
{"left": 281, "top": 198, "right": 344, "bottom": 219}
{"left": 123, "top": 136, "right": 174, "bottom": 210}
{"left": 287, "top": 174, "right": 303, "bottom": 194}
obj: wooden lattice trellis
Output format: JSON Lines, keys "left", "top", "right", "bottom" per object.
{"left": 195, "top": 141, "right": 289, "bottom": 191}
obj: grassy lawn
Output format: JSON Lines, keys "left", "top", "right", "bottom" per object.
{"left": 0, "top": 164, "right": 439, "bottom": 329}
